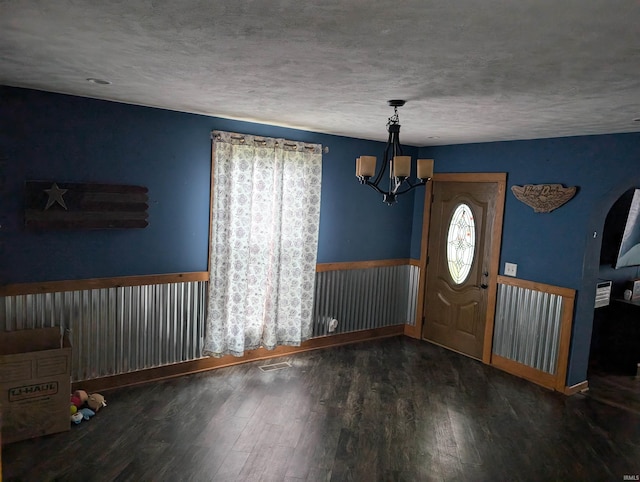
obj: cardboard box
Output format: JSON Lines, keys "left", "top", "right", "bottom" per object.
{"left": 0, "top": 327, "right": 71, "bottom": 444}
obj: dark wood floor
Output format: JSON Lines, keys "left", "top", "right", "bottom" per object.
{"left": 586, "top": 369, "right": 640, "bottom": 415}
{"left": 3, "top": 337, "right": 640, "bottom": 481}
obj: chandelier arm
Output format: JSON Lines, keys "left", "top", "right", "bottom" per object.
{"left": 393, "top": 133, "right": 403, "bottom": 156}
{"left": 363, "top": 179, "right": 391, "bottom": 196}
{"left": 372, "top": 131, "right": 394, "bottom": 187}
{"left": 393, "top": 179, "right": 428, "bottom": 196}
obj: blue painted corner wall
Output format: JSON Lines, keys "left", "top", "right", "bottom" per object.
{"left": 418, "top": 134, "right": 640, "bottom": 386}
{"left": 0, "top": 86, "right": 416, "bottom": 284}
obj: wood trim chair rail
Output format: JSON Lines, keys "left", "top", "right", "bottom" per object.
{"left": 316, "top": 259, "right": 416, "bottom": 272}
{"left": 0, "top": 272, "right": 210, "bottom": 296}
{"left": 2, "top": 259, "right": 422, "bottom": 296}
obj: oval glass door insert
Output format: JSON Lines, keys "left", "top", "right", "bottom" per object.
{"left": 446, "top": 203, "right": 476, "bottom": 284}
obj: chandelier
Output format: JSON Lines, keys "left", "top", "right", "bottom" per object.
{"left": 356, "top": 100, "right": 433, "bottom": 205}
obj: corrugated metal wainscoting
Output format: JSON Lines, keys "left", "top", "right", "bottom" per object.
{"left": 313, "top": 265, "right": 420, "bottom": 336}
{"left": 0, "top": 264, "right": 419, "bottom": 382}
{"left": 0, "top": 281, "right": 208, "bottom": 381}
{"left": 493, "top": 282, "right": 563, "bottom": 375}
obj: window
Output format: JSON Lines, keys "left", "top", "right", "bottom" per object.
{"left": 203, "top": 131, "right": 322, "bottom": 357}
{"left": 446, "top": 203, "right": 476, "bottom": 284}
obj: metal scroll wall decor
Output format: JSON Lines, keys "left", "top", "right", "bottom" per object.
{"left": 511, "top": 184, "right": 577, "bottom": 213}
{"left": 24, "top": 181, "right": 149, "bottom": 229}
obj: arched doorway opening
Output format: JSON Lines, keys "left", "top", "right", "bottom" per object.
{"left": 586, "top": 187, "right": 640, "bottom": 411}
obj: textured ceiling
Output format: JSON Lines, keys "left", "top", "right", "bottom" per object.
{"left": 1, "top": 0, "right": 639, "bottom": 146}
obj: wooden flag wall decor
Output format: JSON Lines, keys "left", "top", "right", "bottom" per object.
{"left": 25, "top": 181, "right": 149, "bottom": 229}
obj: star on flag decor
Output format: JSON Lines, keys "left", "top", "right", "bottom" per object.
{"left": 44, "top": 183, "right": 68, "bottom": 210}
{"left": 25, "top": 181, "right": 149, "bottom": 229}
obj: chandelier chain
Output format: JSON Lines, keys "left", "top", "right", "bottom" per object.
{"left": 387, "top": 107, "right": 400, "bottom": 129}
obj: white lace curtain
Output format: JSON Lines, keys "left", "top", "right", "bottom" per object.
{"left": 203, "top": 131, "right": 323, "bottom": 357}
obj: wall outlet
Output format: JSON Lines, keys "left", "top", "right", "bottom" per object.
{"left": 504, "top": 262, "right": 518, "bottom": 277}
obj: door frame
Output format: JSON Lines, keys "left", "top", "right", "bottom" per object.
{"left": 413, "top": 172, "right": 507, "bottom": 364}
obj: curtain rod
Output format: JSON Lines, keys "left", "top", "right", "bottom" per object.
{"left": 212, "top": 132, "right": 329, "bottom": 153}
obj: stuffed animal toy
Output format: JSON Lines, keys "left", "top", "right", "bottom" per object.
{"left": 79, "top": 408, "right": 95, "bottom": 420}
{"left": 87, "top": 393, "right": 107, "bottom": 412}
{"left": 70, "top": 407, "right": 96, "bottom": 425}
{"left": 71, "top": 389, "right": 90, "bottom": 412}
{"left": 74, "top": 390, "right": 89, "bottom": 404}
{"left": 70, "top": 394, "right": 83, "bottom": 408}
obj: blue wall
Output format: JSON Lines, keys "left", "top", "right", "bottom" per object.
{"left": 0, "top": 86, "right": 417, "bottom": 284}
{"left": 418, "top": 134, "right": 640, "bottom": 385}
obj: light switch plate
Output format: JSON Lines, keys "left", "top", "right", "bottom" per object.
{"left": 504, "top": 262, "right": 518, "bottom": 277}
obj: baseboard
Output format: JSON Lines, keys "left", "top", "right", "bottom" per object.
{"left": 403, "top": 324, "right": 419, "bottom": 339}
{"left": 563, "top": 380, "right": 589, "bottom": 395}
{"left": 71, "top": 325, "right": 404, "bottom": 393}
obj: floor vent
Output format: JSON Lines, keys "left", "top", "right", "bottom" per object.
{"left": 258, "top": 361, "right": 291, "bottom": 372}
